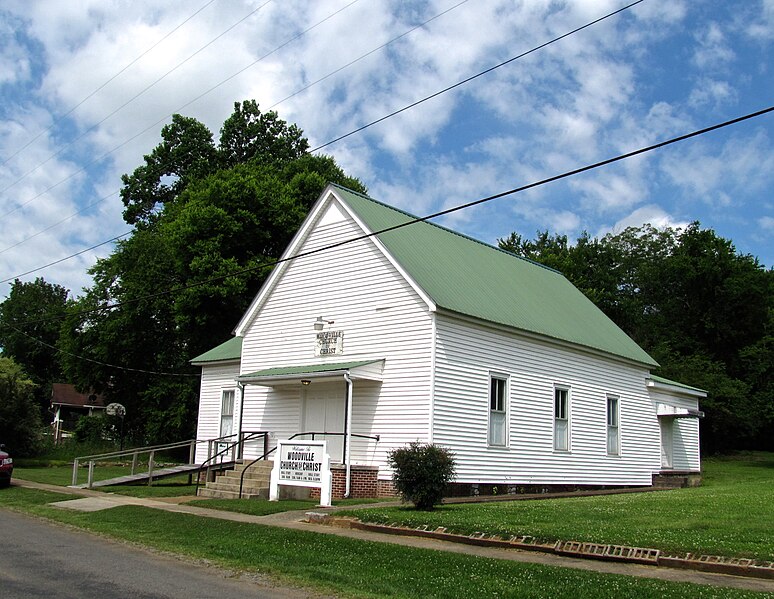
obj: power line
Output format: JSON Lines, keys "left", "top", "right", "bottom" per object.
{"left": 310, "top": 0, "right": 645, "bottom": 152}
{"left": 0, "top": 0, "right": 218, "bottom": 169}
{"left": 0, "top": 0, "right": 358, "bottom": 225}
{"left": 8, "top": 104, "right": 772, "bottom": 330}
{"left": 267, "top": 0, "right": 471, "bottom": 111}
{"left": 6, "top": 323, "right": 198, "bottom": 378}
{"left": 0, "top": 231, "right": 132, "bottom": 285}
{"left": 0, "top": 191, "right": 119, "bottom": 256}
{"left": 0, "top": 0, "right": 277, "bottom": 212}
{"left": 0, "top": 0, "right": 640, "bottom": 257}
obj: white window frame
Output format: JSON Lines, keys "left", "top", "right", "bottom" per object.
{"left": 553, "top": 385, "right": 570, "bottom": 452}
{"left": 488, "top": 374, "right": 508, "bottom": 447}
{"left": 607, "top": 394, "right": 620, "bottom": 456}
{"left": 220, "top": 389, "right": 236, "bottom": 439}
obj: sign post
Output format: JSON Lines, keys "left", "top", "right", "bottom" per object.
{"left": 269, "top": 440, "right": 332, "bottom": 507}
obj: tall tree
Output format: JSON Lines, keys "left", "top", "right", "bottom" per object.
{"left": 61, "top": 102, "right": 365, "bottom": 443}
{"left": 0, "top": 278, "right": 69, "bottom": 412}
{"left": 499, "top": 223, "right": 772, "bottom": 453}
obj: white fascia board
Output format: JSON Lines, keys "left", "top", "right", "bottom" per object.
{"left": 234, "top": 185, "right": 436, "bottom": 336}
{"left": 233, "top": 185, "right": 340, "bottom": 337}
{"left": 332, "top": 188, "right": 436, "bottom": 313}
{"left": 648, "top": 380, "right": 707, "bottom": 399}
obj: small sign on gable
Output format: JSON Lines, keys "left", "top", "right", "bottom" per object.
{"left": 315, "top": 330, "right": 343, "bottom": 356}
{"left": 270, "top": 440, "right": 332, "bottom": 507}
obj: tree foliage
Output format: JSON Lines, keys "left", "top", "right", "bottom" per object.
{"left": 500, "top": 223, "right": 773, "bottom": 453}
{"left": 61, "top": 101, "right": 365, "bottom": 444}
{"left": 0, "top": 357, "right": 43, "bottom": 456}
{"left": 0, "top": 278, "right": 69, "bottom": 411}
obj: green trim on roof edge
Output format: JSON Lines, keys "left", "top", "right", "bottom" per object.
{"left": 190, "top": 336, "right": 242, "bottom": 364}
{"left": 331, "top": 184, "right": 657, "bottom": 367}
{"left": 241, "top": 360, "right": 381, "bottom": 378}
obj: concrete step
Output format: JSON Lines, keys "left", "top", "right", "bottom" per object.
{"left": 217, "top": 468, "right": 271, "bottom": 482}
{"left": 197, "top": 487, "right": 267, "bottom": 500}
{"left": 205, "top": 478, "right": 268, "bottom": 493}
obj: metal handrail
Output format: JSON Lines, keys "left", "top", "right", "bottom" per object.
{"left": 71, "top": 439, "right": 198, "bottom": 488}
{"left": 237, "top": 431, "right": 380, "bottom": 499}
{"left": 193, "top": 431, "right": 269, "bottom": 495}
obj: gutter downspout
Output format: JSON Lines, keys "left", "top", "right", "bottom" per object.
{"left": 343, "top": 372, "right": 354, "bottom": 498}
{"left": 236, "top": 381, "right": 246, "bottom": 460}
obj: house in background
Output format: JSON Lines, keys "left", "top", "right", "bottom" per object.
{"left": 50, "top": 383, "right": 106, "bottom": 443}
{"left": 192, "top": 184, "right": 705, "bottom": 498}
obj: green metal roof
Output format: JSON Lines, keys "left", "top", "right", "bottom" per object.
{"left": 333, "top": 184, "right": 657, "bottom": 367}
{"left": 242, "top": 360, "right": 381, "bottom": 378}
{"left": 649, "top": 374, "right": 707, "bottom": 394}
{"left": 190, "top": 336, "right": 242, "bottom": 364}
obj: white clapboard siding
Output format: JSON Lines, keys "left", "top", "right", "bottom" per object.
{"left": 195, "top": 362, "right": 240, "bottom": 464}
{"left": 649, "top": 388, "right": 701, "bottom": 471}
{"left": 433, "top": 314, "right": 661, "bottom": 486}
{"left": 237, "top": 198, "right": 433, "bottom": 472}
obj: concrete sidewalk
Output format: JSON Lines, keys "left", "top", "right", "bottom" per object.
{"left": 11, "top": 479, "right": 774, "bottom": 594}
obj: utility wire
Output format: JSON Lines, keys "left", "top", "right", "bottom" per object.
{"left": 311, "top": 0, "right": 644, "bottom": 152}
{"left": 4, "top": 104, "right": 771, "bottom": 377}
{"left": 0, "top": 0, "right": 638, "bottom": 257}
{"left": 268, "top": 0, "right": 470, "bottom": 110}
{"left": 0, "top": 231, "right": 132, "bottom": 285}
{"left": 0, "top": 0, "right": 358, "bottom": 224}
{"left": 6, "top": 323, "right": 199, "bottom": 378}
{"left": 0, "top": 0, "right": 218, "bottom": 169}
{"left": 0, "top": 0, "right": 276, "bottom": 209}
{"left": 0, "top": 191, "right": 119, "bottom": 256}
{"left": 7, "top": 104, "right": 772, "bottom": 330}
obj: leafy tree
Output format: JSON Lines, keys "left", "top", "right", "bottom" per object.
{"left": 0, "top": 356, "right": 43, "bottom": 456}
{"left": 120, "top": 114, "right": 218, "bottom": 226}
{"left": 62, "top": 102, "right": 365, "bottom": 444}
{"left": 219, "top": 99, "right": 309, "bottom": 168}
{"left": 0, "top": 278, "right": 69, "bottom": 411}
{"left": 499, "top": 223, "right": 772, "bottom": 453}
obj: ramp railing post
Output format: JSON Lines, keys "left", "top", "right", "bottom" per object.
{"left": 147, "top": 451, "right": 155, "bottom": 486}
{"left": 87, "top": 460, "right": 95, "bottom": 489}
{"left": 72, "top": 459, "right": 79, "bottom": 486}
{"left": 189, "top": 439, "right": 196, "bottom": 465}
{"left": 131, "top": 451, "right": 138, "bottom": 475}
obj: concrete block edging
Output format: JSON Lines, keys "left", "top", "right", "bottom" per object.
{"left": 304, "top": 513, "right": 774, "bottom": 580}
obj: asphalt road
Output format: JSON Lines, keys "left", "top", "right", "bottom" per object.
{"left": 0, "top": 508, "right": 323, "bottom": 599}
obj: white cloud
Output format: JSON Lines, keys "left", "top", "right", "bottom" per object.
{"left": 600, "top": 205, "right": 689, "bottom": 237}
{"left": 692, "top": 22, "right": 735, "bottom": 69}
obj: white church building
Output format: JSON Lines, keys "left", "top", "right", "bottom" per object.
{"left": 192, "top": 184, "right": 705, "bottom": 498}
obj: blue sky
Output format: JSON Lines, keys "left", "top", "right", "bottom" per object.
{"left": 0, "top": 0, "right": 772, "bottom": 300}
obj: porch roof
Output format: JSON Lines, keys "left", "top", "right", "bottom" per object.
{"left": 238, "top": 359, "right": 384, "bottom": 386}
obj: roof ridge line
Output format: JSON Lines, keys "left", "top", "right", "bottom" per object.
{"left": 328, "top": 182, "right": 563, "bottom": 276}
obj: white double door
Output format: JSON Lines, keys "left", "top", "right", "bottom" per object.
{"left": 302, "top": 384, "right": 345, "bottom": 463}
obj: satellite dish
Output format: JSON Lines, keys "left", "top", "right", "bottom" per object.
{"left": 106, "top": 403, "right": 126, "bottom": 417}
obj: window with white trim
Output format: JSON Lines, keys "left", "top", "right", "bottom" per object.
{"left": 489, "top": 376, "right": 507, "bottom": 446}
{"left": 554, "top": 386, "right": 570, "bottom": 451}
{"left": 220, "top": 389, "right": 235, "bottom": 438}
{"left": 607, "top": 394, "right": 620, "bottom": 455}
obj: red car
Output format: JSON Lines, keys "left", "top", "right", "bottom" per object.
{"left": 0, "top": 445, "right": 12, "bottom": 487}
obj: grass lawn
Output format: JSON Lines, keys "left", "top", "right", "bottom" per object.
{"left": 189, "top": 496, "right": 387, "bottom": 515}
{"left": 1, "top": 486, "right": 769, "bottom": 599}
{"left": 339, "top": 452, "right": 774, "bottom": 561}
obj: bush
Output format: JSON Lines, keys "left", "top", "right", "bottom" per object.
{"left": 388, "top": 442, "right": 455, "bottom": 510}
{"left": 74, "top": 415, "right": 113, "bottom": 444}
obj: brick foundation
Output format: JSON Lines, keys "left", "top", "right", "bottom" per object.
{"left": 310, "top": 464, "right": 382, "bottom": 500}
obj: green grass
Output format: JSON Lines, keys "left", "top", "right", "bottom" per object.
{"left": 340, "top": 452, "right": 774, "bottom": 561}
{"left": 188, "top": 496, "right": 387, "bottom": 515}
{"left": 1, "top": 486, "right": 769, "bottom": 599}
